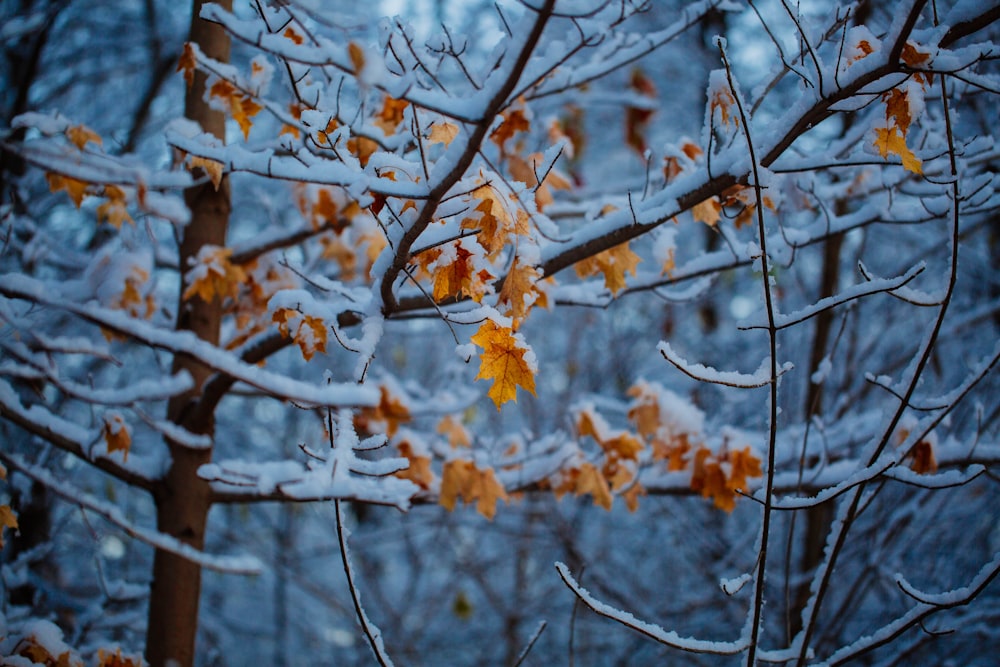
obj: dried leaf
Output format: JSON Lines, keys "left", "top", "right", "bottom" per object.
{"left": 573, "top": 241, "right": 640, "bottom": 295}
{"left": 439, "top": 459, "right": 508, "bottom": 519}
{"left": 102, "top": 413, "right": 132, "bottom": 461}
{"left": 96, "top": 185, "right": 134, "bottom": 229}
{"left": 46, "top": 172, "right": 90, "bottom": 208}
{"left": 395, "top": 441, "right": 435, "bottom": 489}
{"left": 182, "top": 246, "right": 248, "bottom": 303}
{"left": 272, "top": 308, "right": 328, "bottom": 361}
{"left": 348, "top": 42, "right": 366, "bottom": 73}
{"left": 873, "top": 126, "right": 922, "bottom": 174}
{"left": 189, "top": 156, "right": 224, "bottom": 190}
{"left": 354, "top": 385, "right": 411, "bottom": 437}
{"left": 437, "top": 415, "right": 471, "bottom": 448}
{"left": 428, "top": 121, "right": 459, "bottom": 146}
{"left": 177, "top": 42, "right": 197, "bottom": 88}
{"left": 471, "top": 320, "right": 537, "bottom": 409}
{"left": 692, "top": 197, "right": 722, "bottom": 227}
{"left": 66, "top": 124, "right": 102, "bottom": 151}
{"left": 497, "top": 256, "right": 540, "bottom": 323}
{"left": 491, "top": 104, "right": 530, "bottom": 153}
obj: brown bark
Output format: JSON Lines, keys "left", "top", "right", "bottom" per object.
{"left": 144, "top": 2, "right": 231, "bottom": 665}
{"left": 789, "top": 230, "right": 843, "bottom": 641}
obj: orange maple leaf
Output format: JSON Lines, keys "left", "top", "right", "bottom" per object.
{"left": 96, "top": 185, "right": 134, "bottom": 229}
{"left": 726, "top": 446, "right": 763, "bottom": 493}
{"left": 102, "top": 413, "right": 132, "bottom": 461}
{"left": 572, "top": 462, "right": 613, "bottom": 510}
{"left": 491, "top": 103, "right": 530, "bottom": 154}
{"left": 439, "top": 459, "right": 509, "bottom": 519}
{"left": 395, "top": 440, "right": 435, "bottom": 489}
{"left": 177, "top": 42, "right": 198, "bottom": 88}
{"left": 182, "top": 246, "right": 248, "bottom": 303}
{"left": 437, "top": 415, "right": 471, "bottom": 448}
{"left": 625, "top": 68, "right": 657, "bottom": 155}
{"left": 0, "top": 504, "right": 17, "bottom": 549}
{"left": 497, "top": 256, "right": 540, "bottom": 323}
{"left": 98, "top": 648, "right": 143, "bottom": 667}
{"left": 348, "top": 41, "right": 366, "bottom": 73}
{"left": 471, "top": 320, "right": 537, "bottom": 409}
{"left": 209, "top": 79, "right": 261, "bottom": 140}
{"left": 692, "top": 197, "right": 722, "bottom": 227}
{"left": 465, "top": 183, "right": 524, "bottom": 259}
{"left": 188, "top": 156, "right": 224, "bottom": 190}
{"left": 873, "top": 126, "right": 922, "bottom": 174}
{"left": 66, "top": 124, "right": 102, "bottom": 151}
{"left": 46, "top": 172, "right": 90, "bottom": 208}
{"left": 354, "top": 385, "right": 411, "bottom": 437}
{"left": 428, "top": 121, "right": 459, "bottom": 146}
{"left": 432, "top": 242, "right": 494, "bottom": 303}
{"left": 374, "top": 96, "right": 409, "bottom": 135}
{"left": 271, "top": 308, "right": 328, "bottom": 361}
{"left": 573, "top": 241, "right": 640, "bottom": 295}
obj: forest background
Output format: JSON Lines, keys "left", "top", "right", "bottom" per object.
{"left": 1, "top": 0, "right": 999, "bottom": 665}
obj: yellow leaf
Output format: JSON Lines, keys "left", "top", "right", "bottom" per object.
{"left": 283, "top": 27, "right": 304, "bottom": 44}
{"left": 439, "top": 459, "right": 508, "bottom": 519}
{"left": 573, "top": 241, "right": 640, "bottom": 295}
{"left": 102, "top": 414, "right": 131, "bottom": 461}
{"left": 188, "top": 156, "right": 224, "bottom": 190}
{"left": 66, "top": 124, "right": 102, "bottom": 151}
{"left": 177, "top": 42, "right": 198, "bottom": 88}
{"left": 727, "top": 446, "right": 763, "bottom": 493}
{"left": 490, "top": 103, "right": 530, "bottom": 153}
{"left": 432, "top": 242, "right": 493, "bottom": 303}
{"left": 375, "top": 96, "right": 409, "bottom": 135}
{"left": 466, "top": 183, "right": 520, "bottom": 259}
{"left": 182, "top": 246, "right": 248, "bottom": 303}
{"left": 98, "top": 648, "right": 143, "bottom": 667}
{"left": 354, "top": 385, "right": 411, "bottom": 437}
{"left": 0, "top": 502, "right": 15, "bottom": 549}
{"left": 873, "top": 126, "right": 922, "bottom": 174}
{"left": 437, "top": 415, "right": 471, "bottom": 448}
{"left": 271, "top": 308, "right": 328, "bottom": 361}
{"left": 574, "top": 462, "right": 613, "bottom": 510}
{"left": 471, "top": 320, "right": 537, "bottom": 409}
{"left": 692, "top": 197, "right": 722, "bottom": 227}
{"left": 0, "top": 505, "right": 17, "bottom": 530}
{"left": 96, "top": 185, "right": 134, "bottom": 229}
{"left": 395, "top": 441, "right": 435, "bottom": 489}
{"left": 497, "top": 256, "right": 540, "bottom": 323}
{"left": 428, "top": 122, "right": 459, "bottom": 146}
{"left": 348, "top": 41, "right": 366, "bottom": 73}
{"left": 232, "top": 95, "right": 262, "bottom": 140}
{"left": 46, "top": 172, "right": 89, "bottom": 208}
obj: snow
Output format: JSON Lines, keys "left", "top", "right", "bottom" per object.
{"left": 1, "top": 273, "right": 378, "bottom": 409}
{"left": 658, "top": 341, "right": 790, "bottom": 388}
{"left": 2, "top": 452, "right": 262, "bottom": 575}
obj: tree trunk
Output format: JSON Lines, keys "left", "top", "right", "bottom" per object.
{"left": 144, "top": 1, "right": 231, "bottom": 665}
{"left": 790, "top": 229, "right": 843, "bottom": 641}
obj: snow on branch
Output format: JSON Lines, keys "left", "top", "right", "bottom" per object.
{"left": 554, "top": 562, "right": 750, "bottom": 656}
{"left": 817, "top": 551, "right": 1000, "bottom": 666}
{"left": 658, "top": 341, "right": 791, "bottom": 388}
{"left": 0, "top": 274, "right": 378, "bottom": 409}
{"left": 0, "top": 380, "right": 155, "bottom": 490}
{"left": 739, "top": 262, "right": 926, "bottom": 331}
{"left": 0, "top": 452, "right": 262, "bottom": 575}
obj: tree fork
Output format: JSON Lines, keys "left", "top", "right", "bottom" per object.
{"left": 144, "top": 2, "right": 232, "bottom": 665}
